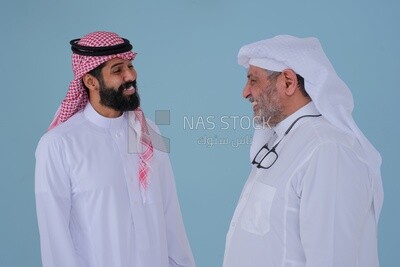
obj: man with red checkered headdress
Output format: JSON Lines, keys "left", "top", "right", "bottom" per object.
{"left": 35, "top": 31, "right": 195, "bottom": 267}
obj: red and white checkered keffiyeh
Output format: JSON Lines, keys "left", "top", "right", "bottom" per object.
{"left": 49, "top": 31, "right": 153, "bottom": 191}
{"left": 49, "top": 31, "right": 137, "bottom": 129}
{"left": 134, "top": 108, "right": 154, "bottom": 190}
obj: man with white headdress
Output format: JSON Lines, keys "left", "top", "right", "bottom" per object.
{"left": 223, "top": 35, "right": 383, "bottom": 267}
{"left": 35, "top": 31, "right": 195, "bottom": 267}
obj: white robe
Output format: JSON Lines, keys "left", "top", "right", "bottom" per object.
{"left": 35, "top": 103, "right": 195, "bottom": 267}
{"left": 223, "top": 102, "right": 381, "bottom": 267}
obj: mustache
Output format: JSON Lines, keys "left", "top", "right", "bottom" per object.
{"left": 118, "top": 80, "right": 137, "bottom": 92}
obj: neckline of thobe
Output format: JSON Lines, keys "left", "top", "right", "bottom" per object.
{"left": 272, "top": 101, "right": 320, "bottom": 142}
{"left": 83, "top": 103, "right": 126, "bottom": 130}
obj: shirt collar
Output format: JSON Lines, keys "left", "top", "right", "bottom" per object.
{"left": 83, "top": 103, "right": 126, "bottom": 130}
{"left": 273, "top": 101, "right": 319, "bottom": 140}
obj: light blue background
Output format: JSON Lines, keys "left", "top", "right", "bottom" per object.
{"left": 1, "top": 0, "right": 398, "bottom": 266}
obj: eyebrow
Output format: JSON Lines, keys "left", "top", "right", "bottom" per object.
{"left": 247, "top": 74, "right": 256, "bottom": 79}
{"left": 110, "top": 62, "right": 124, "bottom": 69}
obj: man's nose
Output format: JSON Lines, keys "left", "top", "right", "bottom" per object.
{"left": 124, "top": 68, "right": 137, "bottom": 82}
{"left": 242, "top": 84, "right": 251, "bottom": 99}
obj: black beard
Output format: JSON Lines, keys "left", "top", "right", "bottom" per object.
{"left": 99, "top": 79, "right": 140, "bottom": 112}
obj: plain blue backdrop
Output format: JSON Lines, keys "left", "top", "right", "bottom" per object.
{"left": 1, "top": 0, "right": 399, "bottom": 266}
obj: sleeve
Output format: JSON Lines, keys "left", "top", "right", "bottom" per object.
{"left": 159, "top": 152, "right": 196, "bottom": 267}
{"left": 35, "top": 136, "right": 80, "bottom": 267}
{"left": 298, "top": 142, "right": 372, "bottom": 267}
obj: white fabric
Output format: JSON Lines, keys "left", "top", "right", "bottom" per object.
{"left": 238, "top": 35, "right": 383, "bottom": 221}
{"left": 224, "top": 102, "right": 380, "bottom": 267}
{"left": 35, "top": 103, "right": 195, "bottom": 267}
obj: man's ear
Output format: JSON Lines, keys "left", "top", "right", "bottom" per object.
{"left": 82, "top": 74, "right": 98, "bottom": 91}
{"left": 281, "top": 69, "right": 298, "bottom": 96}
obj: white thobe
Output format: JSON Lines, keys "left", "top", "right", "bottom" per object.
{"left": 223, "top": 102, "right": 381, "bottom": 267}
{"left": 35, "top": 103, "right": 195, "bottom": 267}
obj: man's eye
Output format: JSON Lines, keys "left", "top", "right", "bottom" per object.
{"left": 113, "top": 68, "right": 121, "bottom": 73}
{"left": 250, "top": 80, "right": 256, "bottom": 85}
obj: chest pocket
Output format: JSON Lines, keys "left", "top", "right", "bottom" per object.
{"left": 240, "top": 182, "right": 276, "bottom": 236}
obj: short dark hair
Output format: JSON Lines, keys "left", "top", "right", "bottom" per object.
{"left": 265, "top": 69, "right": 310, "bottom": 99}
{"left": 296, "top": 74, "right": 309, "bottom": 98}
{"left": 82, "top": 61, "right": 107, "bottom": 95}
